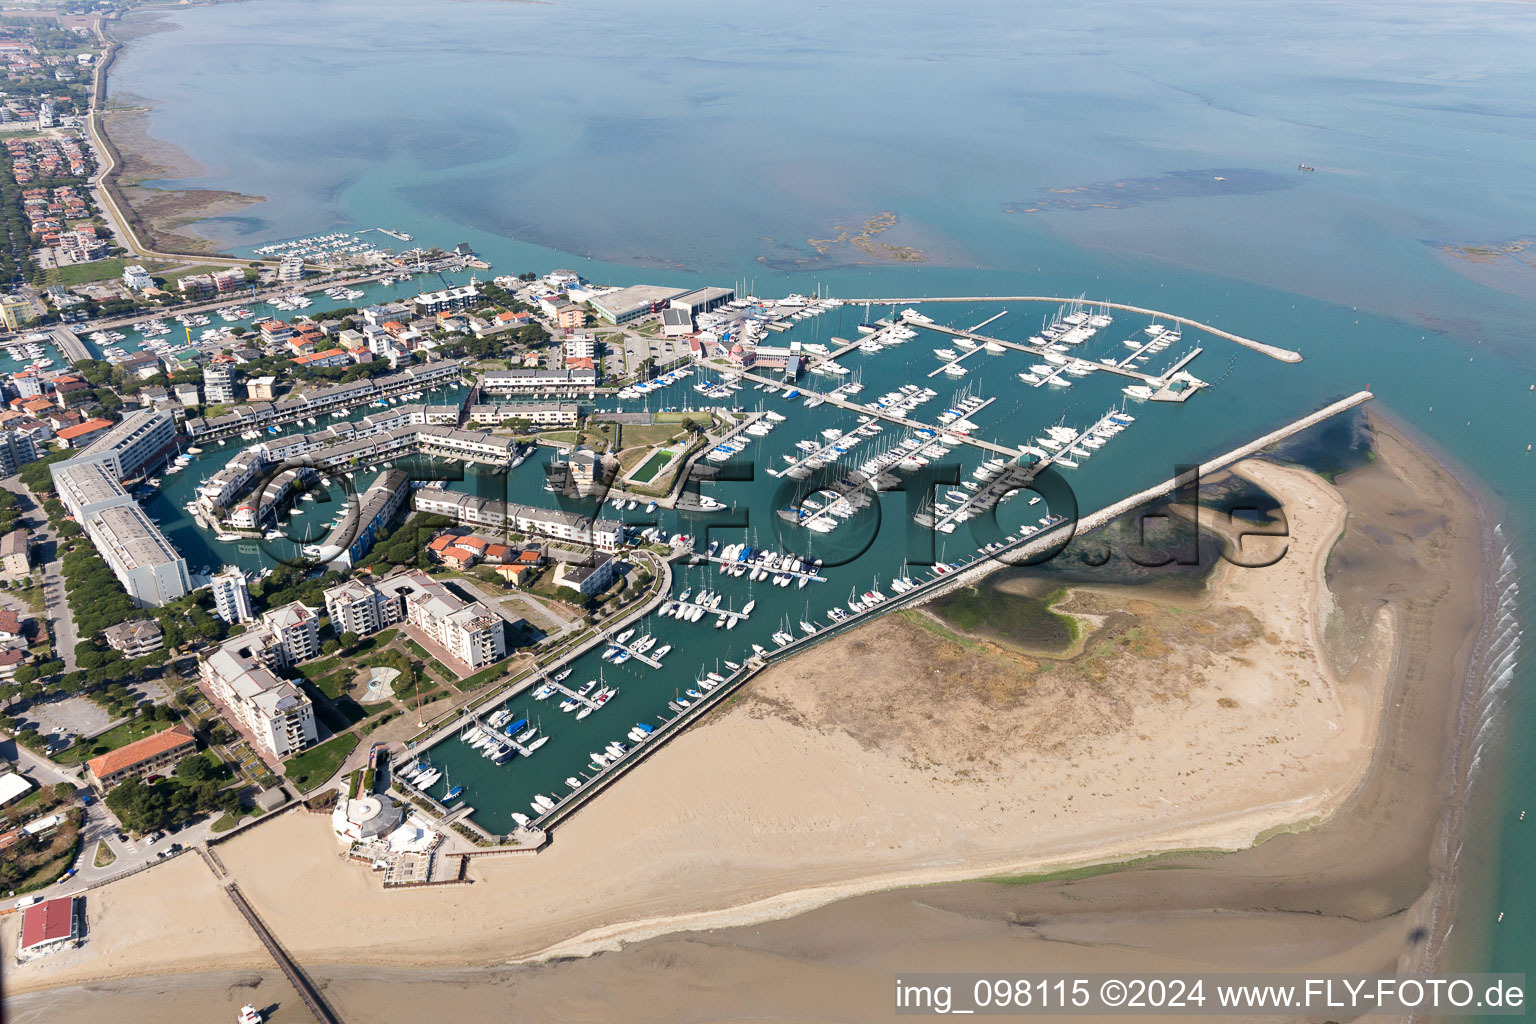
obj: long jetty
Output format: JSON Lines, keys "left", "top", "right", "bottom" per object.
{"left": 224, "top": 883, "right": 342, "bottom": 1024}
{"left": 844, "top": 296, "right": 1302, "bottom": 363}
{"left": 531, "top": 390, "right": 1369, "bottom": 835}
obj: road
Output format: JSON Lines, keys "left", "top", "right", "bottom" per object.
{"left": 0, "top": 476, "right": 78, "bottom": 672}
{"left": 80, "top": 17, "right": 269, "bottom": 270}
{"left": 3, "top": 734, "right": 222, "bottom": 901}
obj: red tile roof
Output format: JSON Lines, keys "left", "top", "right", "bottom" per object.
{"left": 85, "top": 724, "right": 195, "bottom": 781}
{"left": 20, "top": 897, "right": 75, "bottom": 950}
{"left": 56, "top": 417, "right": 111, "bottom": 441}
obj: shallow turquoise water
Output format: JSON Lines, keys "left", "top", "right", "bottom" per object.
{"left": 110, "top": 0, "right": 1536, "bottom": 982}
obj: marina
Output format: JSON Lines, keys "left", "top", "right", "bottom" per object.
{"left": 53, "top": 0, "right": 1534, "bottom": 1001}
{"left": 351, "top": 292, "right": 1355, "bottom": 837}
{"left": 9, "top": 240, "right": 1365, "bottom": 843}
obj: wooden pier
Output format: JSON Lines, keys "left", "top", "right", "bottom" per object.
{"left": 225, "top": 883, "right": 342, "bottom": 1024}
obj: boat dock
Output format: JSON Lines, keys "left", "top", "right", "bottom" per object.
{"left": 734, "top": 368, "right": 1032, "bottom": 458}
{"left": 602, "top": 633, "right": 664, "bottom": 669}
{"left": 1157, "top": 348, "right": 1203, "bottom": 378}
{"left": 927, "top": 342, "right": 989, "bottom": 378}
{"left": 544, "top": 679, "right": 601, "bottom": 711}
{"left": 695, "top": 551, "right": 829, "bottom": 582}
{"left": 822, "top": 321, "right": 903, "bottom": 361}
{"left": 943, "top": 394, "right": 997, "bottom": 421}
{"left": 919, "top": 319, "right": 1166, "bottom": 385}
{"left": 845, "top": 295, "right": 1303, "bottom": 362}
{"left": 925, "top": 310, "right": 1010, "bottom": 378}
{"left": 768, "top": 424, "right": 873, "bottom": 479}
{"left": 669, "top": 599, "right": 749, "bottom": 625}
{"left": 459, "top": 715, "right": 535, "bottom": 757}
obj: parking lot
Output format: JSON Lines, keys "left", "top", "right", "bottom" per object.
{"left": 21, "top": 695, "right": 117, "bottom": 747}
{"left": 617, "top": 331, "right": 691, "bottom": 374}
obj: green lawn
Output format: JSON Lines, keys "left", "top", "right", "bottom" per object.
{"left": 281, "top": 734, "right": 359, "bottom": 794}
{"left": 55, "top": 715, "right": 180, "bottom": 766}
{"left": 92, "top": 838, "right": 115, "bottom": 868}
{"left": 210, "top": 806, "right": 264, "bottom": 833}
{"left": 628, "top": 447, "right": 678, "bottom": 483}
{"left": 929, "top": 584, "right": 1079, "bottom": 653}
{"left": 47, "top": 257, "right": 130, "bottom": 288}
{"left": 616, "top": 423, "right": 681, "bottom": 449}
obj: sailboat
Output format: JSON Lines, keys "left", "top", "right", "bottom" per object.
{"left": 442, "top": 770, "right": 464, "bottom": 804}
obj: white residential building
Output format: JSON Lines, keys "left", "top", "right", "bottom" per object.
{"left": 337, "top": 570, "right": 508, "bottom": 670}
{"left": 209, "top": 566, "right": 254, "bottom": 624}
{"left": 323, "top": 578, "right": 400, "bottom": 637}
{"left": 200, "top": 631, "right": 318, "bottom": 759}
{"left": 260, "top": 601, "right": 321, "bottom": 664}
{"left": 51, "top": 459, "right": 190, "bottom": 608}
{"left": 203, "top": 363, "right": 236, "bottom": 405}
{"left": 411, "top": 489, "right": 623, "bottom": 552}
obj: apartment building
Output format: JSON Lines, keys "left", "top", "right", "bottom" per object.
{"left": 328, "top": 570, "right": 507, "bottom": 670}
{"left": 200, "top": 630, "right": 318, "bottom": 760}
{"left": 209, "top": 566, "right": 254, "bottom": 624}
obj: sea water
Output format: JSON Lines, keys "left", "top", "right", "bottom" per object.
{"left": 108, "top": 0, "right": 1536, "bottom": 985}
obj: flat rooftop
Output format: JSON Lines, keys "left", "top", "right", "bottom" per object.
{"left": 590, "top": 285, "right": 687, "bottom": 320}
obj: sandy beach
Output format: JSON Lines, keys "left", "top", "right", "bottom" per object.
{"left": 1, "top": 413, "right": 1487, "bottom": 1023}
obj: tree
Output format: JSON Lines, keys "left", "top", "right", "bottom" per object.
{"left": 13, "top": 664, "right": 38, "bottom": 685}
{"left": 173, "top": 752, "right": 215, "bottom": 783}
{"left": 338, "top": 631, "right": 359, "bottom": 651}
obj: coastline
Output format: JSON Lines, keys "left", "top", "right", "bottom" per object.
{"left": 95, "top": 12, "right": 264, "bottom": 256}
{"left": 1, "top": 414, "right": 1488, "bottom": 1020}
